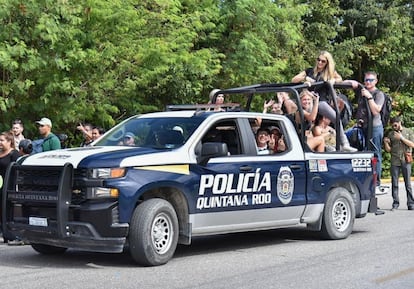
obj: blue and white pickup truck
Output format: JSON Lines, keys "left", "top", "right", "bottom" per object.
{"left": 2, "top": 82, "right": 378, "bottom": 266}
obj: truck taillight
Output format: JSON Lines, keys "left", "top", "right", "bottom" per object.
{"left": 371, "top": 156, "right": 378, "bottom": 187}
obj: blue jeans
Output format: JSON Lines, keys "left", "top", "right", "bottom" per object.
{"left": 318, "top": 101, "right": 348, "bottom": 146}
{"left": 364, "top": 125, "right": 383, "bottom": 184}
{"left": 391, "top": 164, "right": 414, "bottom": 208}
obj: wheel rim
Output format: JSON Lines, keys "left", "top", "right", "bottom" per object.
{"left": 332, "top": 197, "right": 351, "bottom": 232}
{"left": 151, "top": 212, "right": 174, "bottom": 255}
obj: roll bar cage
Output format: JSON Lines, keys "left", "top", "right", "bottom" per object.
{"left": 167, "top": 81, "right": 373, "bottom": 152}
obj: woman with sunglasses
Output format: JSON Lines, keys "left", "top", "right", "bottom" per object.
{"left": 292, "top": 51, "right": 356, "bottom": 152}
{"left": 292, "top": 51, "right": 342, "bottom": 89}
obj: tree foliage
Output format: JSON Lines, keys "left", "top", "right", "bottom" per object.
{"left": 0, "top": 0, "right": 413, "bottom": 159}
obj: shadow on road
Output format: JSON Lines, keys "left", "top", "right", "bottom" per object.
{"left": 1, "top": 226, "right": 330, "bottom": 268}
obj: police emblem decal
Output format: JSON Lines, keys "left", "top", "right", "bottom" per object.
{"left": 276, "top": 166, "right": 294, "bottom": 205}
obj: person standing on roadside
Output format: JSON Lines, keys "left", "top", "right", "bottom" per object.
{"left": 77, "top": 123, "right": 94, "bottom": 147}
{"left": 0, "top": 131, "right": 20, "bottom": 184}
{"left": 11, "top": 119, "right": 25, "bottom": 149}
{"left": 0, "top": 131, "right": 20, "bottom": 243}
{"left": 383, "top": 116, "right": 414, "bottom": 211}
{"left": 35, "top": 117, "right": 61, "bottom": 151}
{"left": 92, "top": 126, "right": 105, "bottom": 141}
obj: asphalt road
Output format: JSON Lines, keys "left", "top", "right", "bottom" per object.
{"left": 1, "top": 183, "right": 413, "bottom": 289}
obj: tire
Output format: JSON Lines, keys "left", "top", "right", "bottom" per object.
{"left": 320, "top": 187, "right": 355, "bottom": 240}
{"left": 129, "top": 198, "right": 179, "bottom": 266}
{"left": 31, "top": 243, "right": 67, "bottom": 255}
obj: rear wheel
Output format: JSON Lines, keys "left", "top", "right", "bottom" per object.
{"left": 320, "top": 187, "right": 355, "bottom": 239}
{"left": 129, "top": 198, "right": 179, "bottom": 266}
{"left": 31, "top": 243, "right": 67, "bottom": 255}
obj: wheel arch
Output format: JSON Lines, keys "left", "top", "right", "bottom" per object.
{"left": 306, "top": 181, "right": 361, "bottom": 231}
{"left": 329, "top": 180, "right": 363, "bottom": 218}
{"left": 138, "top": 185, "right": 191, "bottom": 245}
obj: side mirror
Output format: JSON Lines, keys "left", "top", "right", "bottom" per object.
{"left": 198, "top": 142, "right": 229, "bottom": 165}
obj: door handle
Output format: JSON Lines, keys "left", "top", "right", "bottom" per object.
{"left": 289, "top": 164, "right": 303, "bottom": 170}
{"left": 240, "top": 166, "right": 253, "bottom": 172}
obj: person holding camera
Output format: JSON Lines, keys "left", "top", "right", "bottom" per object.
{"left": 383, "top": 116, "right": 414, "bottom": 211}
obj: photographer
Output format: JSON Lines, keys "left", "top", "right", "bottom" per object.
{"left": 383, "top": 116, "right": 414, "bottom": 211}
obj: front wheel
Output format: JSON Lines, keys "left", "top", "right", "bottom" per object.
{"left": 129, "top": 198, "right": 179, "bottom": 266}
{"left": 320, "top": 187, "right": 355, "bottom": 240}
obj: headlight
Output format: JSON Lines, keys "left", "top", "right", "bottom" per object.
{"left": 90, "top": 168, "right": 126, "bottom": 179}
{"left": 87, "top": 168, "right": 125, "bottom": 199}
{"left": 88, "top": 187, "right": 119, "bottom": 199}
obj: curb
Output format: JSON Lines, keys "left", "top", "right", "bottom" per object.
{"left": 381, "top": 177, "right": 414, "bottom": 185}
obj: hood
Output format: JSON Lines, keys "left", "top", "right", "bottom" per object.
{"left": 21, "top": 146, "right": 163, "bottom": 168}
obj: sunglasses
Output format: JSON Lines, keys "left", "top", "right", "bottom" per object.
{"left": 316, "top": 58, "right": 327, "bottom": 64}
{"left": 364, "top": 78, "right": 376, "bottom": 82}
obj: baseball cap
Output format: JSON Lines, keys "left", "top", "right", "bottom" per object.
{"left": 36, "top": 117, "right": 52, "bottom": 127}
{"left": 173, "top": 126, "right": 183, "bottom": 134}
{"left": 124, "top": 132, "right": 135, "bottom": 139}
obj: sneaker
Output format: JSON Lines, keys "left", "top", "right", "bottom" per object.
{"left": 7, "top": 239, "right": 25, "bottom": 246}
{"left": 375, "top": 185, "right": 390, "bottom": 195}
{"left": 341, "top": 145, "right": 358, "bottom": 152}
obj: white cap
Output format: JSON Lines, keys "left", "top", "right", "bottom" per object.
{"left": 173, "top": 126, "right": 183, "bottom": 134}
{"left": 36, "top": 117, "right": 52, "bottom": 127}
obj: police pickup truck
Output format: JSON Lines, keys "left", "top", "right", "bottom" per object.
{"left": 2, "top": 82, "right": 379, "bottom": 266}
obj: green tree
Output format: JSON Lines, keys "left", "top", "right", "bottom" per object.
{"left": 0, "top": 0, "right": 413, "bottom": 155}
{"left": 216, "top": 0, "right": 306, "bottom": 87}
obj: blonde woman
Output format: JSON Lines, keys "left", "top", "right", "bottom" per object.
{"left": 292, "top": 51, "right": 356, "bottom": 152}
{"left": 292, "top": 51, "right": 342, "bottom": 88}
{"left": 296, "top": 89, "right": 325, "bottom": 152}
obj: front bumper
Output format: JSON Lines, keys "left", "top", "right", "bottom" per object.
{"left": 2, "top": 162, "right": 129, "bottom": 253}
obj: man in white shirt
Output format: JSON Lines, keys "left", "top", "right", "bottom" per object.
{"left": 11, "top": 119, "right": 25, "bottom": 149}
{"left": 256, "top": 128, "right": 271, "bottom": 155}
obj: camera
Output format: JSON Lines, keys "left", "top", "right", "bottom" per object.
{"left": 392, "top": 124, "right": 400, "bottom": 132}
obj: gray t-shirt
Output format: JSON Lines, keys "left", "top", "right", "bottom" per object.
{"left": 355, "top": 89, "right": 384, "bottom": 128}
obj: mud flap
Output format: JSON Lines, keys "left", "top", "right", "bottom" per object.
{"left": 368, "top": 196, "right": 378, "bottom": 213}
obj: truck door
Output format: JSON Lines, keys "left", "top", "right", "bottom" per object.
{"left": 192, "top": 116, "right": 307, "bottom": 233}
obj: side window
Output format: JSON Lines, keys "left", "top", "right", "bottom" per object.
{"left": 201, "top": 119, "right": 242, "bottom": 155}
{"left": 251, "top": 118, "right": 288, "bottom": 155}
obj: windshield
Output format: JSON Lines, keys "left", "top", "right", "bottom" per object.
{"left": 94, "top": 116, "right": 202, "bottom": 149}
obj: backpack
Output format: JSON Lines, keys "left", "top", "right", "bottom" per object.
{"left": 380, "top": 93, "right": 392, "bottom": 127}
{"left": 31, "top": 139, "right": 45, "bottom": 154}
{"left": 345, "top": 126, "right": 366, "bottom": 151}
{"left": 337, "top": 93, "right": 353, "bottom": 128}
